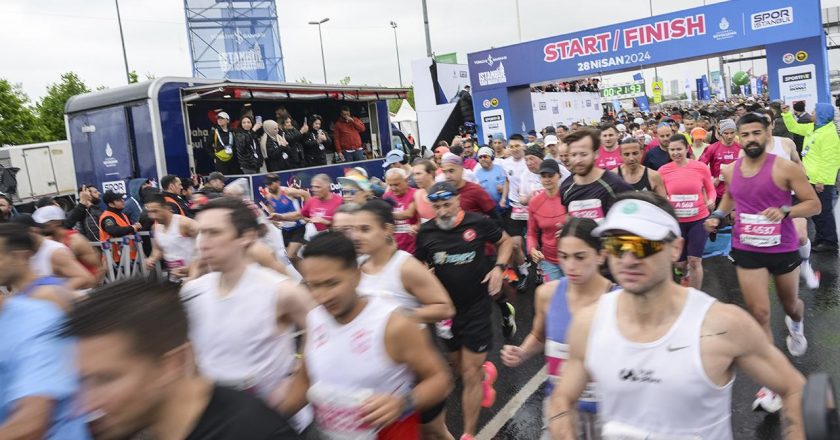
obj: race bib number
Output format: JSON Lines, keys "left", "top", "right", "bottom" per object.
{"left": 395, "top": 220, "right": 412, "bottom": 234}
{"left": 568, "top": 199, "right": 604, "bottom": 222}
{"left": 670, "top": 194, "right": 700, "bottom": 218}
{"left": 546, "top": 340, "right": 597, "bottom": 403}
{"left": 308, "top": 383, "right": 376, "bottom": 440}
{"left": 164, "top": 259, "right": 186, "bottom": 269}
{"left": 738, "top": 213, "right": 782, "bottom": 247}
{"left": 511, "top": 205, "right": 529, "bottom": 220}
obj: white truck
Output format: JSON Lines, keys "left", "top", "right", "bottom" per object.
{"left": 0, "top": 140, "right": 78, "bottom": 210}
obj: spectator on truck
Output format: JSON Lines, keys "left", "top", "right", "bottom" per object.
{"left": 235, "top": 115, "right": 264, "bottom": 174}
{"left": 280, "top": 117, "right": 305, "bottom": 170}
{"left": 208, "top": 111, "right": 240, "bottom": 175}
{"left": 333, "top": 106, "right": 367, "bottom": 162}
{"left": 302, "top": 114, "right": 332, "bottom": 167}
{"left": 262, "top": 120, "right": 293, "bottom": 172}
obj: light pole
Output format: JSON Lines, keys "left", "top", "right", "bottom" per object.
{"left": 421, "top": 0, "right": 432, "bottom": 57}
{"left": 390, "top": 21, "right": 403, "bottom": 86}
{"left": 308, "top": 18, "right": 329, "bottom": 83}
{"left": 115, "top": 0, "right": 131, "bottom": 84}
{"left": 648, "top": 0, "right": 658, "bottom": 83}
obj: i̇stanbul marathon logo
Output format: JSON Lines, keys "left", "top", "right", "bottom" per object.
{"left": 474, "top": 54, "right": 509, "bottom": 86}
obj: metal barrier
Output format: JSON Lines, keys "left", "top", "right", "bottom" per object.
{"left": 804, "top": 373, "right": 840, "bottom": 439}
{"left": 89, "top": 232, "right": 163, "bottom": 284}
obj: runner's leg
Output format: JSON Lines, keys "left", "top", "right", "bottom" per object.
{"left": 421, "top": 412, "right": 455, "bottom": 440}
{"left": 775, "top": 267, "right": 804, "bottom": 323}
{"left": 736, "top": 266, "right": 774, "bottom": 343}
{"left": 460, "top": 348, "right": 487, "bottom": 436}
{"left": 687, "top": 256, "right": 703, "bottom": 290}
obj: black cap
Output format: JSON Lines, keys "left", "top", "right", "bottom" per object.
{"left": 208, "top": 171, "right": 225, "bottom": 182}
{"left": 538, "top": 159, "right": 561, "bottom": 175}
{"left": 428, "top": 181, "right": 457, "bottom": 196}
{"left": 527, "top": 130, "right": 537, "bottom": 136}
{"left": 524, "top": 145, "right": 545, "bottom": 159}
{"left": 103, "top": 191, "right": 126, "bottom": 204}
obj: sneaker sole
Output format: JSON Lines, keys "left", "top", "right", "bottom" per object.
{"left": 481, "top": 362, "right": 498, "bottom": 408}
{"left": 786, "top": 335, "right": 807, "bottom": 357}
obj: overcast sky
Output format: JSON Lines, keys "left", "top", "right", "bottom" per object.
{"left": 4, "top": 0, "right": 840, "bottom": 101}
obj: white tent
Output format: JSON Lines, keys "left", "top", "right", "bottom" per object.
{"left": 391, "top": 99, "right": 419, "bottom": 145}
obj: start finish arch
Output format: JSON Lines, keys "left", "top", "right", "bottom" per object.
{"left": 467, "top": 0, "right": 829, "bottom": 142}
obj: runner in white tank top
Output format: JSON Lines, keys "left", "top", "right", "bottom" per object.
{"left": 27, "top": 232, "right": 93, "bottom": 290}
{"left": 280, "top": 232, "right": 451, "bottom": 440}
{"left": 30, "top": 237, "right": 68, "bottom": 277}
{"left": 548, "top": 195, "right": 807, "bottom": 439}
{"left": 189, "top": 197, "right": 315, "bottom": 431}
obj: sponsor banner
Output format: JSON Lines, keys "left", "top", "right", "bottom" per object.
{"left": 778, "top": 64, "right": 818, "bottom": 111}
{"left": 531, "top": 92, "right": 602, "bottom": 129}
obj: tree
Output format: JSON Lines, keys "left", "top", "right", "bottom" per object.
{"left": 296, "top": 77, "right": 313, "bottom": 84}
{"left": 128, "top": 70, "right": 139, "bottom": 84}
{"left": 35, "top": 72, "right": 91, "bottom": 141}
{"left": 338, "top": 76, "right": 352, "bottom": 86}
{"left": 0, "top": 79, "right": 42, "bottom": 146}
{"left": 388, "top": 86, "right": 414, "bottom": 113}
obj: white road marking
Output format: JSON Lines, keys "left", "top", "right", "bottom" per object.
{"left": 477, "top": 365, "right": 547, "bottom": 440}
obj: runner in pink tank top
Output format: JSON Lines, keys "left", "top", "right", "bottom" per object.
{"left": 704, "top": 113, "right": 821, "bottom": 414}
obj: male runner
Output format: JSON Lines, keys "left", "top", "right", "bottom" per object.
{"left": 0, "top": 223, "right": 74, "bottom": 312}
{"left": 641, "top": 124, "right": 673, "bottom": 171}
{"left": 181, "top": 197, "right": 315, "bottom": 429}
{"left": 595, "top": 124, "right": 622, "bottom": 170}
{"left": 262, "top": 173, "right": 309, "bottom": 266}
{"left": 281, "top": 232, "right": 452, "bottom": 439}
{"left": 415, "top": 182, "right": 514, "bottom": 440}
{"left": 613, "top": 138, "right": 666, "bottom": 196}
{"left": 550, "top": 191, "right": 806, "bottom": 439}
{"left": 65, "top": 279, "right": 300, "bottom": 440}
{"left": 560, "top": 128, "right": 633, "bottom": 222}
{"left": 383, "top": 168, "right": 419, "bottom": 253}
{"left": 143, "top": 193, "right": 198, "bottom": 281}
{"left": 499, "top": 134, "right": 532, "bottom": 284}
{"left": 34, "top": 205, "right": 103, "bottom": 280}
{"left": 700, "top": 118, "right": 741, "bottom": 205}
{"left": 474, "top": 146, "right": 509, "bottom": 209}
{"left": 13, "top": 214, "right": 96, "bottom": 290}
{"left": 705, "top": 112, "right": 819, "bottom": 412}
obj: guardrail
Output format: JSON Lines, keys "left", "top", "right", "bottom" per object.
{"left": 88, "top": 232, "right": 163, "bottom": 284}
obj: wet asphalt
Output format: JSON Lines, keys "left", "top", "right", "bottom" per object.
{"left": 442, "top": 230, "right": 840, "bottom": 439}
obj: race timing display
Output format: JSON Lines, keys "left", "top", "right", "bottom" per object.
{"left": 600, "top": 81, "right": 646, "bottom": 99}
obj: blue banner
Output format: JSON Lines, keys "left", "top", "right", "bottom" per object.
{"left": 467, "top": 0, "right": 821, "bottom": 92}
{"left": 632, "top": 73, "right": 651, "bottom": 112}
{"left": 696, "top": 75, "right": 712, "bottom": 100}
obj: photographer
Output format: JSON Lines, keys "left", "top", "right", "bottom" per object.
{"left": 302, "top": 114, "right": 332, "bottom": 167}
{"left": 65, "top": 184, "right": 104, "bottom": 242}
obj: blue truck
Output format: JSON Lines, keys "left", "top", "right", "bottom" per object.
{"left": 64, "top": 77, "right": 410, "bottom": 196}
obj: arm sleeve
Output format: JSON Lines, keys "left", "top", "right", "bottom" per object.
{"left": 700, "top": 164, "right": 717, "bottom": 202}
{"left": 478, "top": 188, "right": 497, "bottom": 215}
{"left": 783, "top": 112, "right": 815, "bottom": 137}
{"left": 101, "top": 217, "right": 135, "bottom": 237}
{"left": 64, "top": 203, "right": 86, "bottom": 229}
{"left": 9, "top": 309, "right": 77, "bottom": 402}
{"left": 332, "top": 126, "right": 343, "bottom": 153}
{"left": 413, "top": 232, "right": 428, "bottom": 263}
{"left": 482, "top": 216, "right": 504, "bottom": 244}
{"left": 299, "top": 200, "right": 311, "bottom": 218}
{"left": 526, "top": 204, "right": 539, "bottom": 254}
{"left": 352, "top": 117, "right": 366, "bottom": 133}
{"left": 699, "top": 144, "right": 713, "bottom": 165}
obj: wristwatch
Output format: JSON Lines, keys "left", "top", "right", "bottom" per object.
{"left": 780, "top": 205, "right": 792, "bottom": 218}
{"left": 494, "top": 263, "right": 506, "bottom": 271}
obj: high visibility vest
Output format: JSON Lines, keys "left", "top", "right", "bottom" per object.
{"left": 163, "top": 195, "right": 187, "bottom": 216}
{"left": 98, "top": 210, "right": 136, "bottom": 263}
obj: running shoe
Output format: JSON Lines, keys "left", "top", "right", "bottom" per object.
{"left": 752, "top": 387, "right": 783, "bottom": 413}
{"left": 460, "top": 435, "right": 476, "bottom": 440}
{"left": 501, "top": 302, "right": 517, "bottom": 339}
{"left": 785, "top": 315, "right": 808, "bottom": 357}
{"left": 435, "top": 319, "right": 453, "bottom": 340}
{"left": 481, "top": 361, "right": 498, "bottom": 408}
{"left": 800, "top": 261, "right": 821, "bottom": 290}
{"left": 502, "top": 267, "right": 519, "bottom": 283}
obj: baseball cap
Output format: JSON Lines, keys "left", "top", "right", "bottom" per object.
{"left": 216, "top": 111, "right": 230, "bottom": 120}
{"left": 382, "top": 149, "right": 405, "bottom": 168}
{"left": 616, "top": 124, "right": 627, "bottom": 132}
{"left": 538, "top": 159, "right": 560, "bottom": 175}
{"left": 592, "top": 199, "right": 681, "bottom": 240}
{"left": 633, "top": 117, "right": 645, "bottom": 125}
{"left": 543, "top": 135, "right": 559, "bottom": 146}
{"left": 428, "top": 181, "right": 457, "bottom": 195}
{"left": 208, "top": 171, "right": 225, "bottom": 182}
{"left": 441, "top": 152, "right": 463, "bottom": 166}
{"left": 32, "top": 205, "right": 66, "bottom": 224}
{"left": 477, "top": 147, "right": 494, "bottom": 158}
{"left": 103, "top": 191, "right": 127, "bottom": 204}
{"left": 527, "top": 130, "right": 537, "bottom": 136}
{"left": 690, "top": 127, "right": 708, "bottom": 140}
{"left": 524, "top": 145, "right": 545, "bottom": 159}
{"left": 338, "top": 174, "right": 372, "bottom": 192}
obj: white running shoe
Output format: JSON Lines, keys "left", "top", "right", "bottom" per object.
{"left": 752, "top": 387, "right": 783, "bottom": 413}
{"left": 800, "top": 261, "right": 820, "bottom": 290}
{"left": 785, "top": 315, "right": 808, "bottom": 357}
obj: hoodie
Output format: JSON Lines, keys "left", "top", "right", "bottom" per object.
{"left": 123, "top": 178, "right": 148, "bottom": 224}
{"left": 783, "top": 105, "right": 840, "bottom": 185}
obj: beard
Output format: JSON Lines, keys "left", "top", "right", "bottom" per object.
{"left": 435, "top": 215, "right": 457, "bottom": 230}
{"left": 90, "top": 197, "right": 101, "bottom": 205}
{"left": 743, "top": 142, "right": 764, "bottom": 158}
{"left": 573, "top": 161, "right": 594, "bottom": 176}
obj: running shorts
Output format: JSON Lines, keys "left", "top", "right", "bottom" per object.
{"left": 442, "top": 300, "right": 492, "bottom": 354}
{"left": 503, "top": 210, "right": 527, "bottom": 238}
{"left": 729, "top": 248, "right": 800, "bottom": 276}
{"left": 282, "top": 226, "right": 307, "bottom": 245}
{"left": 679, "top": 219, "right": 709, "bottom": 261}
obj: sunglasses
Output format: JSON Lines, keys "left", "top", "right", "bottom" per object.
{"left": 427, "top": 191, "right": 455, "bottom": 202}
{"left": 478, "top": 155, "right": 492, "bottom": 159}
{"left": 341, "top": 189, "right": 359, "bottom": 196}
{"left": 602, "top": 235, "right": 667, "bottom": 259}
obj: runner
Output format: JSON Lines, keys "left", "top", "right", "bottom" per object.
{"left": 411, "top": 160, "right": 439, "bottom": 223}
{"left": 181, "top": 196, "right": 315, "bottom": 431}
{"left": 34, "top": 205, "right": 104, "bottom": 280}
{"left": 613, "top": 138, "right": 666, "bottom": 196}
{"left": 383, "top": 168, "right": 419, "bottom": 253}
{"left": 332, "top": 203, "right": 360, "bottom": 237}
{"left": 0, "top": 222, "right": 74, "bottom": 312}
{"left": 526, "top": 159, "right": 568, "bottom": 282}
{"left": 556, "top": 140, "right": 571, "bottom": 170}
{"left": 560, "top": 128, "right": 633, "bottom": 222}
{"left": 499, "top": 133, "right": 532, "bottom": 286}
{"left": 690, "top": 127, "right": 710, "bottom": 159}
{"left": 263, "top": 173, "right": 309, "bottom": 266}
{"left": 549, "top": 191, "right": 806, "bottom": 439}
{"left": 641, "top": 124, "right": 674, "bottom": 171}
{"left": 414, "top": 182, "right": 514, "bottom": 440}
{"left": 658, "top": 134, "right": 716, "bottom": 289}
{"left": 65, "top": 279, "right": 301, "bottom": 440}
{"left": 699, "top": 118, "right": 741, "bottom": 206}
{"left": 705, "top": 112, "right": 820, "bottom": 412}
{"left": 521, "top": 146, "right": 570, "bottom": 208}
{"left": 749, "top": 109, "right": 820, "bottom": 288}
{"left": 474, "top": 146, "right": 509, "bottom": 211}
{"left": 143, "top": 193, "right": 198, "bottom": 281}
{"left": 13, "top": 214, "right": 96, "bottom": 290}
{"left": 351, "top": 199, "right": 456, "bottom": 439}
{"left": 299, "top": 174, "right": 343, "bottom": 233}
{"left": 281, "top": 232, "right": 452, "bottom": 440}
{"left": 595, "top": 124, "right": 622, "bottom": 170}
{"left": 503, "top": 218, "right": 617, "bottom": 439}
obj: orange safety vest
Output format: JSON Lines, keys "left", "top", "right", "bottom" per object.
{"left": 98, "top": 210, "right": 137, "bottom": 263}
{"left": 163, "top": 195, "right": 187, "bottom": 216}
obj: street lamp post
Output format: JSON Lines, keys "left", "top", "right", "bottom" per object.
{"left": 308, "top": 17, "right": 329, "bottom": 83}
{"left": 390, "top": 21, "right": 403, "bottom": 86}
{"left": 115, "top": 0, "right": 131, "bottom": 84}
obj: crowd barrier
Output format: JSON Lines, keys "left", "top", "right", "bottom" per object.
{"left": 88, "top": 232, "right": 163, "bottom": 284}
